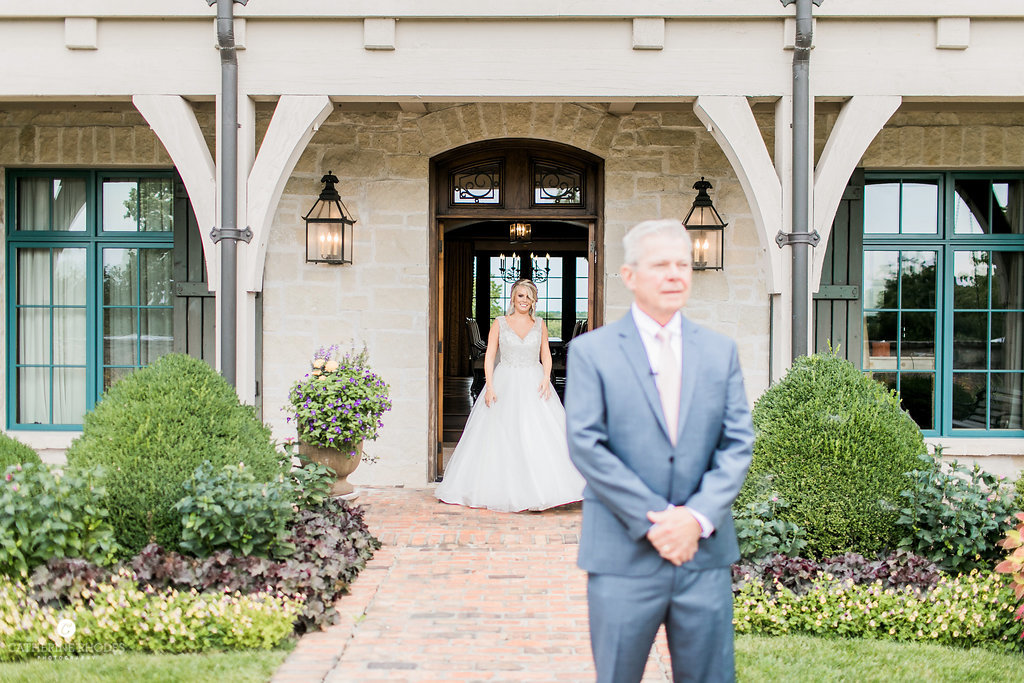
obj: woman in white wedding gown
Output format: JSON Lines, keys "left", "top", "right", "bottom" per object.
{"left": 436, "top": 279, "right": 585, "bottom": 512}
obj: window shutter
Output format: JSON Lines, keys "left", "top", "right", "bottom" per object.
{"left": 814, "top": 169, "right": 865, "bottom": 366}
{"left": 171, "top": 176, "right": 216, "bottom": 368}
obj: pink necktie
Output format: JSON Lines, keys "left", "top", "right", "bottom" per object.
{"left": 655, "top": 328, "right": 680, "bottom": 445}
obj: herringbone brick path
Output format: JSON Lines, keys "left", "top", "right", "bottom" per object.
{"left": 272, "top": 487, "right": 673, "bottom": 682}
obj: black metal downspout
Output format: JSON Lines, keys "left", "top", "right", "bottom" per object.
{"left": 208, "top": 0, "right": 252, "bottom": 388}
{"left": 777, "top": 0, "right": 822, "bottom": 360}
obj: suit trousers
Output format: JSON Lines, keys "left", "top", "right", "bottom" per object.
{"left": 587, "top": 563, "right": 735, "bottom": 683}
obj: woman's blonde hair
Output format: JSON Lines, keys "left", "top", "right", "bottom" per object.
{"left": 506, "top": 279, "right": 538, "bottom": 319}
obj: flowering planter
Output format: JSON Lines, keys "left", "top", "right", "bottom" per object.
{"left": 299, "top": 440, "right": 363, "bottom": 496}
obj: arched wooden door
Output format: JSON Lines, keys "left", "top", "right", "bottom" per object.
{"left": 428, "top": 139, "right": 604, "bottom": 481}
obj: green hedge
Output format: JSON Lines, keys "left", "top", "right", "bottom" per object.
{"left": 738, "top": 351, "right": 926, "bottom": 557}
{"left": 0, "top": 433, "right": 41, "bottom": 472}
{"left": 0, "top": 570, "right": 301, "bottom": 661}
{"left": 65, "top": 354, "right": 283, "bottom": 556}
{"left": 734, "top": 571, "right": 1022, "bottom": 650}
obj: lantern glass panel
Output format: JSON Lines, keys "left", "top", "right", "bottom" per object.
{"left": 305, "top": 218, "right": 353, "bottom": 264}
{"left": 689, "top": 228, "right": 723, "bottom": 270}
{"left": 685, "top": 205, "right": 723, "bottom": 228}
{"left": 308, "top": 200, "right": 345, "bottom": 221}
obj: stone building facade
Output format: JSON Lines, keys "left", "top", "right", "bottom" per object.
{"left": 1, "top": 4, "right": 1023, "bottom": 483}
{"left": 262, "top": 104, "right": 769, "bottom": 483}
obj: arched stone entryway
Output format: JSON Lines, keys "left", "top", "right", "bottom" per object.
{"left": 428, "top": 138, "right": 604, "bottom": 480}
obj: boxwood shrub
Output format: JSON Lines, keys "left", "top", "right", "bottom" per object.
{"left": 65, "top": 354, "right": 283, "bottom": 555}
{"left": 738, "top": 351, "right": 926, "bottom": 558}
{"left": 0, "top": 432, "right": 41, "bottom": 471}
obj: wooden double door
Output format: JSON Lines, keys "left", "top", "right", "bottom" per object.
{"left": 429, "top": 139, "right": 604, "bottom": 481}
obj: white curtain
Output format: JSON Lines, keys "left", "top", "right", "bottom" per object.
{"left": 16, "top": 248, "right": 87, "bottom": 425}
{"left": 19, "top": 177, "right": 86, "bottom": 231}
{"left": 53, "top": 248, "right": 87, "bottom": 423}
{"left": 53, "top": 178, "right": 87, "bottom": 231}
{"left": 17, "top": 250, "right": 50, "bottom": 423}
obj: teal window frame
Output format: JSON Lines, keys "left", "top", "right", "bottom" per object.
{"left": 863, "top": 171, "right": 1024, "bottom": 437}
{"left": 5, "top": 169, "right": 174, "bottom": 430}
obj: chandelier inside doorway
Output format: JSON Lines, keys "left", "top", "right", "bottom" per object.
{"left": 497, "top": 252, "right": 551, "bottom": 284}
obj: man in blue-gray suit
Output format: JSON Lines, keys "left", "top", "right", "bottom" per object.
{"left": 566, "top": 219, "right": 754, "bottom": 683}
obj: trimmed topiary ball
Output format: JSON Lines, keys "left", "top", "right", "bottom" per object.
{"left": 737, "top": 351, "right": 926, "bottom": 558}
{"left": 0, "top": 432, "right": 42, "bottom": 471}
{"left": 65, "top": 353, "right": 283, "bottom": 555}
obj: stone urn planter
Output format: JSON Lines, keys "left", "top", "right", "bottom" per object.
{"left": 300, "top": 440, "right": 363, "bottom": 497}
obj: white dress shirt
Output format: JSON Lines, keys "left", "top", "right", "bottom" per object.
{"left": 631, "top": 304, "right": 714, "bottom": 539}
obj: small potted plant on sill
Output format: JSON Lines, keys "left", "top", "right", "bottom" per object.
{"left": 286, "top": 344, "right": 392, "bottom": 496}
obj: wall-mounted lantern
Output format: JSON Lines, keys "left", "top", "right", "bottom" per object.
{"left": 304, "top": 171, "right": 355, "bottom": 264}
{"left": 682, "top": 177, "right": 727, "bottom": 271}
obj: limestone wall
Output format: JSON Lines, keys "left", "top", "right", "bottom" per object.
{"left": 862, "top": 108, "right": 1024, "bottom": 168}
{"left": 261, "top": 103, "right": 772, "bottom": 486}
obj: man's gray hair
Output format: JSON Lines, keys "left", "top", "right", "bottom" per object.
{"left": 622, "top": 219, "right": 693, "bottom": 265}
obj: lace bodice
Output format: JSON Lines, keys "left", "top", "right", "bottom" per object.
{"left": 497, "top": 316, "right": 543, "bottom": 368}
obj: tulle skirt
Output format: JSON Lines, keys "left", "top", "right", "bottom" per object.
{"left": 436, "top": 362, "right": 585, "bottom": 512}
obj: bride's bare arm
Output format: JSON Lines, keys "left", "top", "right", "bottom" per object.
{"left": 538, "top": 319, "right": 553, "bottom": 399}
{"left": 483, "top": 319, "right": 500, "bottom": 406}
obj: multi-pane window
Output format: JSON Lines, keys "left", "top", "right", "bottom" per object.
{"left": 14, "top": 247, "right": 88, "bottom": 425}
{"left": 862, "top": 250, "right": 938, "bottom": 429}
{"left": 575, "top": 256, "right": 589, "bottom": 330}
{"left": 488, "top": 255, "right": 516, "bottom": 324}
{"left": 863, "top": 173, "right": 1024, "bottom": 435}
{"left": 484, "top": 253, "right": 586, "bottom": 341}
{"left": 102, "top": 247, "right": 173, "bottom": 389}
{"left": 534, "top": 256, "right": 563, "bottom": 339}
{"left": 951, "top": 250, "right": 1024, "bottom": 429}
{"left": 6, "top": 171, "right": 174, "bottom": 428}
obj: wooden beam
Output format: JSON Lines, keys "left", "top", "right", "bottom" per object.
{"left": 243, "top": 95, "right": 334, "bottom": 292}
{"left": 132, "top": 94, "right": 219, "bottom": 290}
{"left": 693, "top": 95, "right": 783, "bottom": 293}
{"left": 811, "top": 95, "right": 901, "bottom": 288}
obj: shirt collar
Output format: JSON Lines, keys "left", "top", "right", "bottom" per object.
{"left": 631, "top": 303, "right": 682, "bottom": 339}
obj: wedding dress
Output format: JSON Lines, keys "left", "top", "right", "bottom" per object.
{"left": 436, "top": 316, "right": 585, "bottom": 512}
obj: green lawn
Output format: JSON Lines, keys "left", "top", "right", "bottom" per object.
{"left": 1, "top": 635, "right": 1021, "bottom": 682}
{"left": 0, "top": 648, "right": 291, "bottom": 683}
{"left": 737, "top": 634, "right": 1023, "bottom": 682}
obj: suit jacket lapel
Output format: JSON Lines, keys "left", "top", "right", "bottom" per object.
{"left": 676, "top": 316, "right": 699, "bottom": 444}
{"left": 617, "top": 314, "right": 672, "bottom": 442}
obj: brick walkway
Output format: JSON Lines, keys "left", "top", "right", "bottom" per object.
{"left": 272, "top": 487, "right": 673, "bottom": 683}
